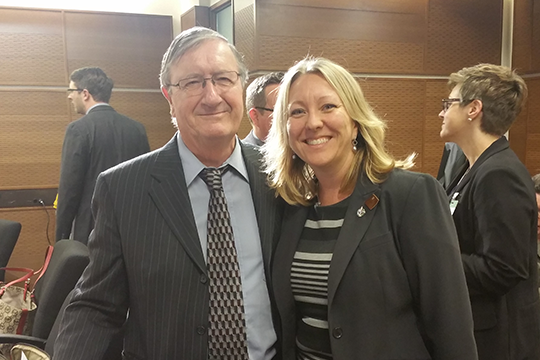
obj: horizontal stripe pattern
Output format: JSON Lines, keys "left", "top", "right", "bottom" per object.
{"left": 291, "top": 197, "right": 350, "bottom": 360}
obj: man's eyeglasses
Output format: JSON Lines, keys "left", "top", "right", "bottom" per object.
{"left": 67, "top": 88, "right": 84, "bottom": 93}
{"left": 441, "top": 98, "right": 461, "bottom": 112}
{"left": 167, "top": 71, "right": 240, "bottom": 95}
{"left": 255, "top": 107, "right": 274, "bottom": 113}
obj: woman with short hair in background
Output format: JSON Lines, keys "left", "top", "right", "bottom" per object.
{"left": 263, "top": 57, "right": 477, "bottom": 360}
{"left": 439, "top": 63, "right": 540, "bottom": 360}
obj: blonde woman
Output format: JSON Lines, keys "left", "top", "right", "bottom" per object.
{"left": 263, "top": 57, "right": 477, "bottom": 359}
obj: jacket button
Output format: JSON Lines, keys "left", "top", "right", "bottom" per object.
{"left": 200, "top": 275, "right": 208, "bottom": 284}
{"left": 196, "top": 326, "right": 206, "bottom": 335}
{"left": 332, "top": 327, "right": 343, "bottom": 339}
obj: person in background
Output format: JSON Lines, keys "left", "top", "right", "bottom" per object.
{"left": 436, "top": 142, "right": 466, "bottom": 189}
{"left": 439, "top": 63, "right": 540, "bottom": 360}
{"left": 53, "top": 27, "right": 282, "bottom": 360}
{"left": 56, "top": 67, "right": 150, "bottom": 244}
{"left": 263, "top": 57, "right": 477, "bottom": 359}
{"left": 242, "top": 72, "right": 283, "bottom": 146}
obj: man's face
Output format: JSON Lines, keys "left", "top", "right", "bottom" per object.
{"left": 165, "top": 39, "right": 243, "bottom": 152}
{"left": 256, "top": 83, "right": 279, "bottom": 141}
{"left": 536, "top": 193, "right": 540, "bottom": 240}
{"left": 67, "top": 81, "right": 86, "bottom": 115}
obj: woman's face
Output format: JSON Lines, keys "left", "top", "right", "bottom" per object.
{"left": 439, "top": 85, "right": 471, "bottom": 143}
{"left": 286, "top": 73, "right": 358, "bottom": 178}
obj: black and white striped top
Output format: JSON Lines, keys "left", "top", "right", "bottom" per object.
{"left": 291, "top": 197, "right": 350, "bottom": 360}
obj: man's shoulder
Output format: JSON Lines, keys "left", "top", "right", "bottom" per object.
{"left": 100, "top": 138, "right": 176, "bottom": 181}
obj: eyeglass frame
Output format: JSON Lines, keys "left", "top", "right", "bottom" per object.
{"left": 67, "top": 88, "right": 84, "bottom": 93}
{"left": 166, "top": 71, "right": 241, "bottom": 95}
{"left": 255, "top": 106, "right": 274, "bottom": 113}
{"left": 441, "top": 98, "right": 463, "bottom": 112}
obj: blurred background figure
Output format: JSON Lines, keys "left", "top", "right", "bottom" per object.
{"left": 439, "top": 63, "right": 540, "bottom": 360}
{"left": 437, "top": 142, "right": 466, "bottom": 190}
{"left": 243, "top": 72, "right": 283, "bottom": 146}
{"left": 264, "top": 57, "right": 477, "bottom": 360}
{"left": 56, "top": 67, "right": 150, "bottom": 244}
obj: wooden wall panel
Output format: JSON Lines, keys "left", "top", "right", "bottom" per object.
{"left": 525, "top": 78, "right": 540, "bottom": 174}
{"left": 0, "top": 91, "right": 68, "bottom": 187}
{"left": 257, "top": 35, "right": 425, "bottom": 73}
{"left": 0, "top": 6, "right": 173, "bottom": 276}
{"left": 361, "top": 79, "right": 426, "bottom": 172}
{"left": 509, "top": 98, "right": 528, "bottom": 165}
{"left": 425, "top": 0, "right": 502, "bottom": 75}
{"left": 513, "top": 0, "right": 533, "bottom": 72}
{"left": 262, "top": 0, "right": 426, "bottom": 13}
{"left": 533, "top": 0, "right": 540, "bottom": 72}
{"left": 235, "top": 4, "right": 255, "bottom": 70}
{"left": 0, "top": 8, "right": 66, "bottom": 86}
{"left": 109, "top": 92, "right": 176, "bottom": 150}
{"left": 64, "top": 12, "right": 172, "bottom": 89}
{"left": 424, "top": 80, "right": 449, "bottom": 176}
{"left": 258, "top": 3, "right": 426, "bottom": 43}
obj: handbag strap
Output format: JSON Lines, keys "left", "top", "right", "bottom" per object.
{"left": 33, "top": 245, "right": 54, "bottom": 286}
{"left": 0, "top": 267, "right": 34, "bottom": 298}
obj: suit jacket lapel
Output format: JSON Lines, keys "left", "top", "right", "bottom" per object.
{"left": 448, "top": 136, "right": 509, "bottom": 197}
{"left": 149, "top": 134, "right": 206, "bottom": 274}
{"left": 327, "top": 175, "right": 380, "bottom": 308}
{"left": 241, "top": 143, "right": 276, "bottom": 272}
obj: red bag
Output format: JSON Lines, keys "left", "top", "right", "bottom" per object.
{"left": 0, "top": 246, "right": 53, "bottom": 335}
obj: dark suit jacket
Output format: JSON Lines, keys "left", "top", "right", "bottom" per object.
{"left": 448, "top": 136, "right": 540, "bottom": 360}
{"left": 273, "top": 169, "right": 477, "bottom": 360}
{"left": 437, "top": 142, "right": 467, "bottom": 190}
{"left": 56, "top": 105, "right": 150, "bottom": 244}
{"left": 53, "top": 134, "right": 282, "bottom": 360}
{"left": 242, "top": 129, "right": 264, "bottom": 147}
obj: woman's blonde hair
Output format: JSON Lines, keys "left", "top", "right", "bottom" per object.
{"left": 262, "top": 57, "right": 414, "bottom": 206}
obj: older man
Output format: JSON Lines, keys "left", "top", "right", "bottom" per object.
{"left": 53, "top": 27, "right": 282, "bottom": 360}
{"left": 243, "top": 72, "right": 283, "bottom": 146}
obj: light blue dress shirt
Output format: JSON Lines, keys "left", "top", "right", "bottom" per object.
{"left": 176, "top": 134, "right": 277, "bottom": 360}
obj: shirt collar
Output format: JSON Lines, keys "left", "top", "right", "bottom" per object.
{"left": 176, "top": 132, "right": 249, "bottom": 186}
{"left": 86, "top": 103, "right": 110, "bottom": 114}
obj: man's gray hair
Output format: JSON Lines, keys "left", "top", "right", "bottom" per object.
{"left": 533, "top": 173, "right": 540, "bottom": 194}
{"left": 159, "top": 27, "right": 248, "bottom": 90}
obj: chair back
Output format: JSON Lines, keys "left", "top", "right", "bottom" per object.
{"left": 0, "top": 219, "right": 22, "bottom": 282}
{"left": 31, "top": 240, "right": 89, "bottom": 340}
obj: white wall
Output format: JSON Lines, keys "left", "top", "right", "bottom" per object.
{"left": 0, "top": 0, "right": 199, "bottom": 36}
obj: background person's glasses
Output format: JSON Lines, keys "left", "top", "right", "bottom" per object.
{"left": 255, "top": 107, "right": 274, "bottom": 113}
{"left": 168, "top": 71, "right": 240, "bottom": 95}
{"left": 441, "top": 98, "right": 461, "bottom": 112}
{"left": 67, "top": 88, "right": 83, "bottom": 93}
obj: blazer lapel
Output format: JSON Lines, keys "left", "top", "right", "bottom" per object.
{"left": 241, "top": 144, "right": 276, "bottom": 272}
{"left": 448, "top": 136, "right": 509, "bottom": 197}
{"left": 327, "top": 175, "right": 381, "bottom": 308}
{"left": 149, "top": 134, "right": 206, "bottom": 274}
{"left": 273, "top": 204, "right": 308, "bottom": 318}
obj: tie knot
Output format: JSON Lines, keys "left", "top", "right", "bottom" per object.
{"left": 200, "top": 165, "right": 228, "bottom": 191}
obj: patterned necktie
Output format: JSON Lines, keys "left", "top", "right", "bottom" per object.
{"left": 200, "top": 166, "right": 249, "bottom": 359}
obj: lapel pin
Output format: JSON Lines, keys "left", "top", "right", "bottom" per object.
{"left": 357, "top": 206, "right": 366, "bottom": 217}
{"left": 365, "top": 194, "right": 379, "bottom": 210}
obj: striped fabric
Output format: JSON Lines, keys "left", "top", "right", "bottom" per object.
{"left": 291, "top": 197, "right": 349, "bottom": 360}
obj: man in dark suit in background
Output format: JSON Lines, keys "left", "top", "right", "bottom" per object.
{"left": 436, "top": 142, "right": 466, "bottom": 190}
{"left": 242, "top": 72, "right": 283, "bottom": 146}
{"left": 55, "top": 67, "right": 150, "bottom": 244}
{"left": 53, "top": 27, "right": 282, "bottom": 360}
